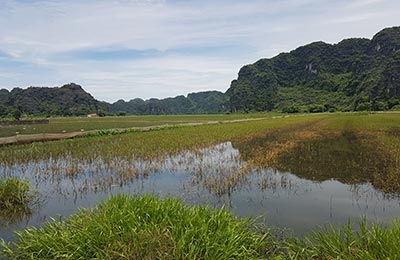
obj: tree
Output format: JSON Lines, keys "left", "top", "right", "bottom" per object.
{"left": 13, "top": 109, "right": 22, "bottom": 121}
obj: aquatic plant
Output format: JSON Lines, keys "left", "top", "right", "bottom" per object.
{"left": 0, "top": 178, "right": 34, "bottom": 211}
{"left": 0, "top": 178, "right": 36, "bottom": 226}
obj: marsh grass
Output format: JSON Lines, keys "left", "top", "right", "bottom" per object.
{"left": 0, "top": 178, "right": 34, "bottom": 211}
{"left": 233, "top": 113, "right": 400, "bottom": 193}
{"left": 0, "top": 178, "right": 37, "bottom": 226}
{"left": 0, "top": 195, "right": 269, "bottom": 260}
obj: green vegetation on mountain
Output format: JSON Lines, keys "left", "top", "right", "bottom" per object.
{"left": 0, "top": 83, "right": 109, "bottom": 117}
{"left": 0, "top": 85, "right": 228, "bottom": 117}
{"left": 227, "top": 26, "right": 400, "bottom": 112}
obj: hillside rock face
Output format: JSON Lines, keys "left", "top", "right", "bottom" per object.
{"left": 226, "top": 26, "right": 400, "bottom": 112}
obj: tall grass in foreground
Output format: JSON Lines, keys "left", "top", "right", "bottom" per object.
{"left": 0, "top": 195, "right": 268, "bottom": 260}
{"left": 2, "top": 195, "right": 400, "bottom": 259}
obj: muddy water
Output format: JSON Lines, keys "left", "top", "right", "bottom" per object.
{"left": 1, "top": 142, "right": 400, "bottom": 242}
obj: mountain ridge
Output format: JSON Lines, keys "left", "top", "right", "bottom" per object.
{"left": 0, "top": 83, "right": 228, "bottom": 117}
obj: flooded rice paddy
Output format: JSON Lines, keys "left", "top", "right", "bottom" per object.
{"left": 1, "top": 124, "right": 400, "bottom": 242}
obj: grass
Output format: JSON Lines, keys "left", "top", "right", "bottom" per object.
{"left": 0, "top": 195, "right": 268, "bottom": 260}
{"left": 0, "top": 113, "right": 278, "bottom": 138}
{"left": 2, "top": 195, "right": 400, "bottom": 259}
{"left": 283, "top": 220, "right": 400, "bottom": 260}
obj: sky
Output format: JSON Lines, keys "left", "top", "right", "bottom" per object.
{"left": 0, "top": 0, "right": 399, "bottom": 102}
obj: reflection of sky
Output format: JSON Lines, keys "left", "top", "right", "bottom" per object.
{"left": 0, "top": 0, "right": 398, "bottom": 101}
{"left": 1, "top": 141, "right": 400, "bottom": 241}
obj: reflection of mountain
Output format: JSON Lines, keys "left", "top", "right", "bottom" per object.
{"left": 230, "top": 122, "right": 397, "bottom": 193}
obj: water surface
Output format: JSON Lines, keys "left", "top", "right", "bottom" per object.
{"left": 1, "top": 142, "right": 400, "bottom": 242}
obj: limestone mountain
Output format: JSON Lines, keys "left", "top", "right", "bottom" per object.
{"left": 0, "top": 84, "right": 228, "bottom": 117}
{"left": 226, "top": 26, "right": 400, "bottom": 112}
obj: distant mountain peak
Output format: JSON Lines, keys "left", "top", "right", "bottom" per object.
{"left": 61, "top": 83, "right": 85, "bottom": 91}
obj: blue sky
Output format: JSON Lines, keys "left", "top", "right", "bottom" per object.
{"left": 0, "top": 0, "right": 399, "bottom": 102}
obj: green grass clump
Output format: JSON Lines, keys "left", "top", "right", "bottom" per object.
{"left": 0, "top": 178, "right": 34, "bottom": 211}
{"left": 283, "top": 221, "right": 400, "bottom": 260}
{"left": 0, "top": 195, "right": 267, "bottom": 259}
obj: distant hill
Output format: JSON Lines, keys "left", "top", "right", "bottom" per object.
{"left": 0, "top": 83, "right": 228, "bottom": 117}
{"left": 227, "top": 26, "right": 400, "bottom": 112}
{"left": 0, "top": 83, "right": 109, "bottom": 117}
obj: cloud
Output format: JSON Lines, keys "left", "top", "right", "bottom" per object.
{"left": 0, "top": 0, "right": 398, "bottom": 102}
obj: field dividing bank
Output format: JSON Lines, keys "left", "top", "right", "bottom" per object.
{"left": 0, "top": 113, "right": 280, "bottom": 138}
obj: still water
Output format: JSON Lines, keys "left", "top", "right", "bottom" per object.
{"left": 1, "top": 142, "right": 400, "bottom": 242}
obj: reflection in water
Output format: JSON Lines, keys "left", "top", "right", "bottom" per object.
{"left": 1, "top": 141, "right": 400, "bottom": 242}
{"left": 0, "top": 207, "right": 32, "bottom": 227}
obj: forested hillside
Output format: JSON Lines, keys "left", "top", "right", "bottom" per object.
{"left": 0, "top": 84, "right": 228, "bottom": 117}
{"left": 0, "top": 83, "right": 109, "bottom": 117}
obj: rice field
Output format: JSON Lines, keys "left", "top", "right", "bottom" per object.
{"left": 1, "top": 112, "right": 400, "bottom": 259}
{"left": 0, "top": 112, "right": 278, "bottom": 138}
